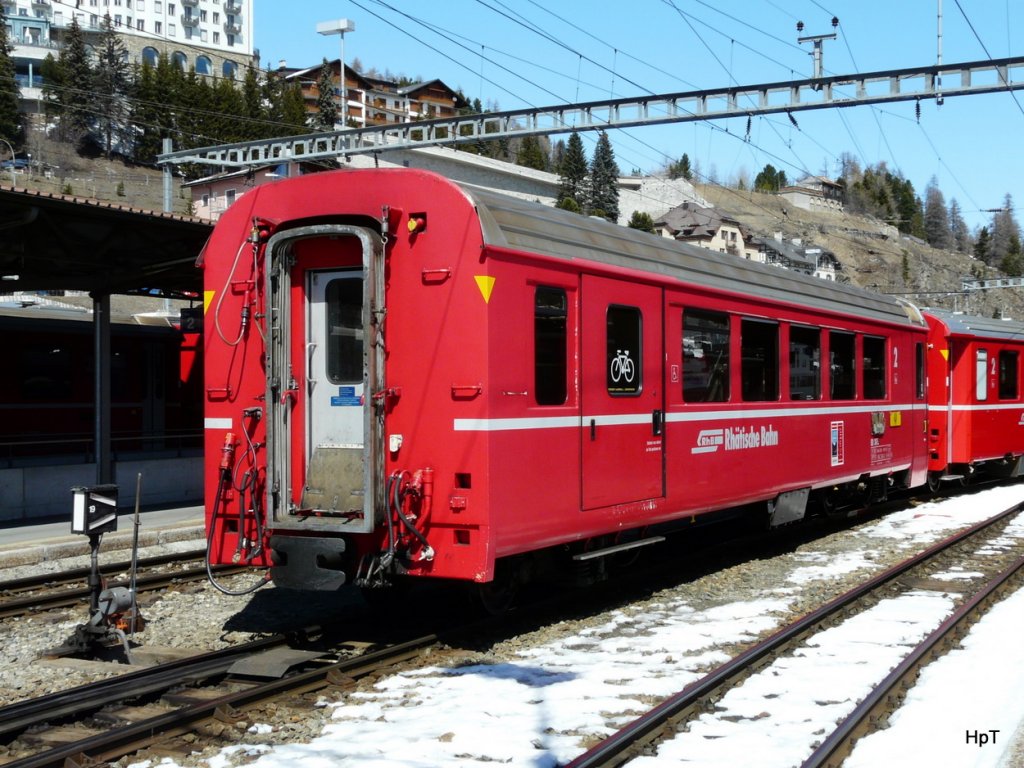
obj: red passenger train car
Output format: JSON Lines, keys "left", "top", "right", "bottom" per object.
{"left": 925, "top": 309, "right": 1024, "bottom": 489}
{"left": 202, "top": 168, "right": 932, "bottom": 593}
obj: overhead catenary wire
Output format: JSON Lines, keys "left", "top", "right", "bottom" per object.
{"left": 953, "top": 0, "right": 1024, "bottom": 120}
{"left": 18, "top": 2, "right": 1010, "bottom": 245}
{"left": 351, "top": 0, "right": 826, "bottom": 229}
{"left": 472, "top": 0, "right": 823, "bottom": 196}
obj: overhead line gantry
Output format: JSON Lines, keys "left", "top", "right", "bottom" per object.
{"left": 159, "top": 56, "right": 1024, "bottom": 169}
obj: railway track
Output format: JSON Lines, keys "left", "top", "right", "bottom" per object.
{"left": 564, "top": 501, "right": 1024, "bottom": 768}
{"left": 0, "top": 628, "right": 437, "bottom": 768}
{"left": 4, "top": 491, "right": 1017, "bottom": 767}
{"left": 0, "top": 550, "right": 248, "bottom": 618}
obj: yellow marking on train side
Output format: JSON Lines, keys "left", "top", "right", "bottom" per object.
{"left": 204, "top": 290, "right": 215, "bottom": 314}
{"left": 475, "top": 275, "right": 496, "bottom": 303}
{"left": 940, "top": 349, "right": 949, "bottom": 361}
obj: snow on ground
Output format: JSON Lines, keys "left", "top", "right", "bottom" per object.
{"left": 138, "top": 485, "right": 1024, "bottom": 768}
{"left": 630, "top": 591, "right": 957, "bottom": 768}
{"left": 844, "top": 585, "right": 1024, "bottom": 768}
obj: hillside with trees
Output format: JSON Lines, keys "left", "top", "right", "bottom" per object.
{"left": 700, "top": 176, "right": 1024, "bottom": 321}
{"left": 3, "top": 8, "right": 1022, "bottom": 318}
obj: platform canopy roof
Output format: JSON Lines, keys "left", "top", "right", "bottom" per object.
{"left": 0, "top": 185, "right": 211, "bottom": 298}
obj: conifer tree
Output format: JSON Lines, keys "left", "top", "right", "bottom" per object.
{"left": 314, "top": 58, "right": 338, "bottom": 131}
{"left": 550, "top": 139, "right": 566, "bottom": 172}
{"left": 667, "top": 154, "right": 693, "bottom": 181}
{"left": 1001, "top": 234, "right": 1023, "bottom": 276}
{"left": 588, "top": 131, "right": 620, "bottom": 221}
{"left": 130, "top": 60, "right": 162, "bottom": 163}
{"left": 47, "top": 17, "right": 93, "bottom": 144}
{"left": 93, "top": 14, "right": 131, "bottom": 158}
{"left": 557, "top": 132, "right": 588, "bottom": 211}
{"left": 212, "top": 76, "right": 246, "bottom": 143}
{"left": 280, "top": 80, "right": 309, "bottom": 134}
{"left": 754, "top": 163, "right": 786, "bottom": 191}
{"left": 241, "top": 66, "right": 264, "bottom": 140}
{"left": 974, "top": 226, "right": 991, "bottom": 264}
{"left": 177, "top": 69, "right": 208, "bottom": 150}
{"left": 516, "top": 135, "right": 547, "bottom": 171}
{"left": 261, "top": 70, "right": 305, "bottom": 137}
{"left": 922, "top": 176, "right": 951, "bottom": 249}
{"left": 0, "top": 4, "right": 22, "bottom": 147}
{"left": 990, "top": 194, "right": 1021, "bottom": 266}
{"left": 948, "top": 198, "right": 971, "bottom": 253}
{"left": 628, "top": 211, "right": 655, "bottom": 232}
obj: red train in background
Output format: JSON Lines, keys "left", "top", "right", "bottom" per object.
{"left": 925, "top": 309, "right": 1024, "bottom": 488}
{"left": 200, "top": 168, "right": 1024, "bottom": 597}
{"left": 0, "top": 304, "right": 202, "bottom": 462}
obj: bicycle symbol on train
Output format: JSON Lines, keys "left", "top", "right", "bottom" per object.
{"left": 610, "top": 349, "right": 635, "bottom": 384}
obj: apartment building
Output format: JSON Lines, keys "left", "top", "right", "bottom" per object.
{"left": 3, "top": 0, "right": 255, "bottom": 113}
{"left": 284, "top": 60, "right": 468, "bottom": 130}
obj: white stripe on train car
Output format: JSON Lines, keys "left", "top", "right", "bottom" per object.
{"left": 453, "top": 402, "right": 924, "bottom": 432}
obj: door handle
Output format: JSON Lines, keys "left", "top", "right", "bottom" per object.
{"left": 306, "top": 342, "right": 317, "bottom": 391}
{"left": 590, "top": 418, "right": 596, "bottom": 441}
{"left": 652, "top": 409, "right": 663, "bottom": 436}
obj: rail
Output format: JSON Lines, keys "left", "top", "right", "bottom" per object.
{"left": 564, "top": 502, "right": 1024, "bottom": 767}
{"left": 801, "top": 551, "right": 1024, "bottom": 767}
{"left": 0, "top": 553, "right": 248, "bottom": 619}
{"left": 2, "top": 635, "right": 437, "bottom": 768}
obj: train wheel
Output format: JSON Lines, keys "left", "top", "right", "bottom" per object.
{"left": 820, "top": 489, "right": 844, "bottom": 518}
{"left": 926, "top": 472, "right": 943, "bottom": 494}
{"left": 471, "top": 560, "right": 519, "bottom": 615}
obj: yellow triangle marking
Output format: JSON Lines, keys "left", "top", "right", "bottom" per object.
{"left": 475, "top": 275, "right": 496, "bottom": 303}
{"left": 204, "top": 290, "right": 215, "bottom": 314}
{"left": 940, "top": 349, "right": 949, "bottom": 361}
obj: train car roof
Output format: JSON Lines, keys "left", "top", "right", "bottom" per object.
{"left": 0, "top": 303, "right": 181, "bottom": 336}
{"left": 924, "top": 308, "right": 1024, "bottom": 341}
{"left": 462, "top": 183, "right": 924, "bottom": 329}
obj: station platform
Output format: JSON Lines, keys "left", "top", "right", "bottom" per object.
{"left": 0, "top": 505, "right": 205, "bottom": 569}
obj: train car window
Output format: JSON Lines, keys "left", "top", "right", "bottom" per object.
{"left": 534, "top": 287, "right": 568, "bottom": 405}
{"left": 999, "top": 350, "right": 1019, "bottom": 399}
{"left": 915, "top": 342, "right": 926, "bottom": 399}
{"left": 325, "top": 277, "right": 364, "bottom": 384}
{"left": 862, "top": 336, "right": 887, "bottom": 400}
{"left": 20, "top": 344, "right": 71, "bottom": 400}
{"left": 741, "top": 319, "right": 779, "bottom": 401}
{"left": 789, "top": 326, "right": 820, "bottom": 400}
{"left": 830, "top": 331, "right": 856, "bottom": 399}
{"left": 976, "top": 349, "right": 988, "bottom": 401}
{"left": 683, "top": 310, "right": 730, "bottom": 402}
{"left": 607, "top": 305, "right": 642, "bottom": 396}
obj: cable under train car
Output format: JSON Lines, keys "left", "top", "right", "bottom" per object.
{"left": 201, "top": 167, "right": 940, "bottom": 596}
{"left": 925, "top": 309, "right": 1024, "bottom": 489}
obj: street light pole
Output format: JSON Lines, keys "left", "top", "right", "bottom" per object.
{"left": 317, "top": 18, "right": 356, "bottom": 130}
{"left": 0, "top": 138, "right": 16, "bottom": 186}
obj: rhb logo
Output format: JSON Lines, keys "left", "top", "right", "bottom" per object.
{"left": 692, "top": 429, "right": 725, "bottom": 454}
{"left": 691, "top": 425, "right": 780, "bottom": 454}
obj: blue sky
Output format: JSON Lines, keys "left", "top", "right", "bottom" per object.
{"left": 252, "top": 1, "right": 1022, "bottom": 230}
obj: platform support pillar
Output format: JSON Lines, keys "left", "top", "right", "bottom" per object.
{"left": 91, "top": 291, "right": 112, "bottom": 485}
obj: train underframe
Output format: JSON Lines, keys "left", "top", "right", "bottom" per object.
{"left": 263, "top": 464, "right": 918, "bottom": 598}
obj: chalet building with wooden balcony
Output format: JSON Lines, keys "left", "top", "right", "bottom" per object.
{"left": 284, "top": 59, "right": 468, "bottom": 129}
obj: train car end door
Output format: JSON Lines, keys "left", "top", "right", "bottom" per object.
{"left": 303, "top": 269, "right": 366, "bottom": 515}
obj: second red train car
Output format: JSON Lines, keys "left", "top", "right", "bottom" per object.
{"left": 925, "top": 308, "right": 1024, "bottom": 489}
